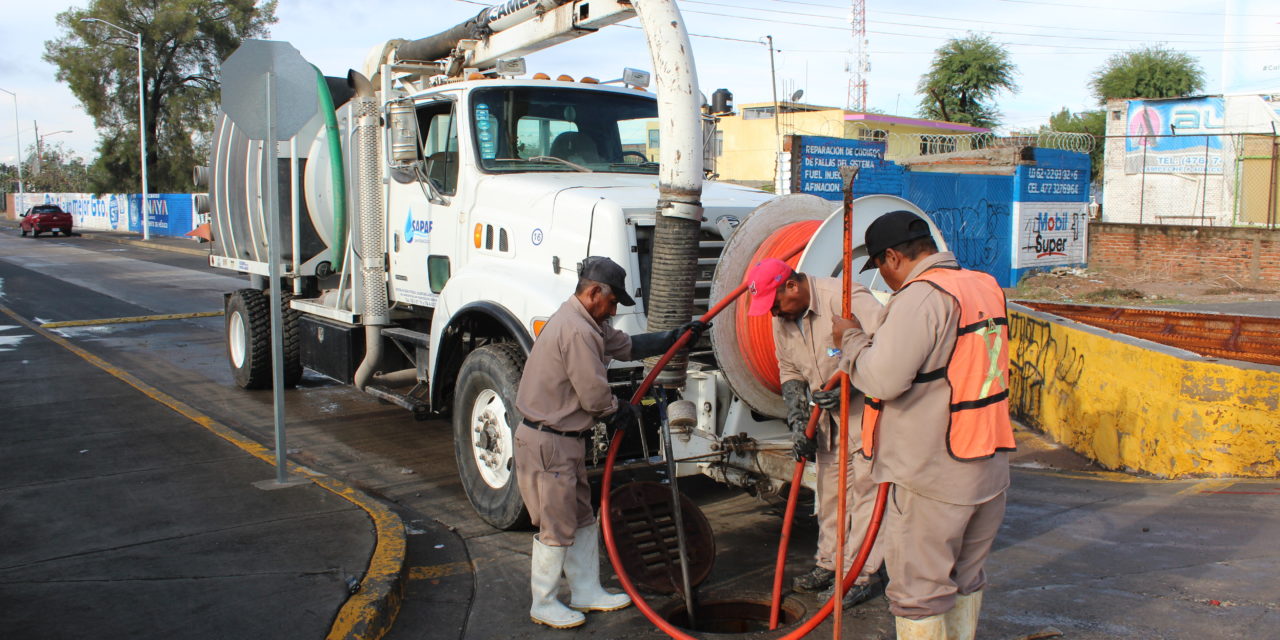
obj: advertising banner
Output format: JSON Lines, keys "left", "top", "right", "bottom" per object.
{"left": 1125, "top": 98, "right": 1225, "bottom": 174}
{"left": 1014, "top": 202, "right": 1088, "bottom": 270}
{"left": 15, "top": 192, "right": 198, "bottom": 236}
{"left": 792, "top": 136, "right": 888, "bottom": 200}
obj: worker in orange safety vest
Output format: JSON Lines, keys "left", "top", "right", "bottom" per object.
{"left": 830, "top": 210, "right": 1015, "bottom": 640}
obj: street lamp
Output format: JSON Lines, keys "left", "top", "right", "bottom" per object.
{"left": 36, "top": 129, "right": 73, "bottom": 174}
{"left": 82, "top": 17, "right": 149, "bottom": 240}
{"left": 0, "top": 87, "right": 25, "bottom": 212}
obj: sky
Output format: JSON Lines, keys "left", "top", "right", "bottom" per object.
{"left": 2, "top": 0, "right": 1279, "bottom": 167}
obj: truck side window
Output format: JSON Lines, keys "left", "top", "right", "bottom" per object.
{"left": 418, "top": 101, "right": 459, "bottom": 196}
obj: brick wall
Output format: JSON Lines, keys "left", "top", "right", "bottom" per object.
{"left": 1089, "top": 222, "right": 1280, "bottom": 284}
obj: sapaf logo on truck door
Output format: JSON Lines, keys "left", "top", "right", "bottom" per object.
{"left": 404, "top": 208, "right": 433, "bottom": 244}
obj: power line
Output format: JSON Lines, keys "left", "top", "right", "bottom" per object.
{"left": 683, "top": 0, "right": 1280, "bottom": 45}
{"left": 681, "top": 8, "right": 1280, "bottom": 53}
{"left": 867, "top": 7, "right": 1237, "bottom": 39}
{"left": 993, "top": 0, "right": 1280, "bottom": 17}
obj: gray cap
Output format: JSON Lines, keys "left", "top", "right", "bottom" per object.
{"left": 580, "top": 256, "right": 635, "bottom": 306}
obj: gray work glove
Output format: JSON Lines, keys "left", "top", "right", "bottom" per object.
{"left": 628, "top": 320, "right": 712, "bottom": 359}
{"left": 606, "top": 401, "right": 637, "bottom": 432}
{"left": 782, "top": 379, "right": 815, "bottom": 462}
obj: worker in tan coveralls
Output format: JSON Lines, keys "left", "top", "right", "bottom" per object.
{"left": 831, "top": 211, "right": 1015, "bottom": 640}
{"left": 514, "top": 256, "right": 709, "bottom": 629}
{"left": 744, "top": 257, "right": 887, "bottom": 608}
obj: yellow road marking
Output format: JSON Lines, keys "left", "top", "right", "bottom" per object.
{"left": 41, "top": 310, "right": 224, "bottom": 329}
{"left": 408, "top": 561, "right": 472, "bottom": 581}
{"left": 1175, "top": 479, "right": 1236, "bottom": 496}
{"left": 0, "top": 303, "right": 405, "bottom": 640}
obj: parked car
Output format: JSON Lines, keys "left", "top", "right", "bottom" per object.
{"left": 20, "top": 205, "right": 73, "bottom": 237}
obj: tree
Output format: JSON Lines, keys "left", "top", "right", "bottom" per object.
{"left": 917, "top": 34, "right": 1018, "bottom": 129}
{"left": 1043, "top": 107, "right": 1105, "bottom": 187}
{"left": 43, "top": 0, "right": 277, "bottom": 193}
{"left": 26, "top": 142, "right": 93, "bottom": 193}
{"left": 1089, "top": 45, "right": 1204, "bottom": 105}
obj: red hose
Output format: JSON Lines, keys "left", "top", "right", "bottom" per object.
{"left": 600, "top": 242, "right": 889, "bottom": 638}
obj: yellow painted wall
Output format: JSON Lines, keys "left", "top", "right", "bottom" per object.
{"left": 1008, "top": 305, "right": 1280, "bottom": 478}
{"left": 713, "top": 105, "right": 989, "bottom": 184}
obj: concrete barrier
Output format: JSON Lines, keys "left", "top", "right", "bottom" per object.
{"left": 1008, "top": 302, "right": 1280, "bottom": 478}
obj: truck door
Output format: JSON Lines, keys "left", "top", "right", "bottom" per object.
{"left": 387, "top": 98, "right": 461, "bottom": 308}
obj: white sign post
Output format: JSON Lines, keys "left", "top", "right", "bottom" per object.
{"left": 220, "top": 40, "right": 318, "bottom": 485}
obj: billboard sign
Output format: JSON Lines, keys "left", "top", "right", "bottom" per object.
{"left": 1125, "top": 97, "right": 1225, "bottom": 174}
{"left": 1014, "top": 202, "right": 1088, "bottom": 269}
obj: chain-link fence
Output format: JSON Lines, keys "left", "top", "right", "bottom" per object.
{"left": 1100, "top": 132, "right": 1279, "bottom": 229}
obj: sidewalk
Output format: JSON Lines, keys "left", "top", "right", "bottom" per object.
{"left": 0, "top": 301, "right": 404, "bottom": 639}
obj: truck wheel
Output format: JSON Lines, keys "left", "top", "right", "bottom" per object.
{"left": 227, "top": 289, "right": 271, "bottom": 389}
{"left": 452, "top": 342, "right": 530, "bottom": 530}
{"left": 226, "top": 288, "right": 303, "bottom": 390}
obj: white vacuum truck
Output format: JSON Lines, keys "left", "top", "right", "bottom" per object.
{"left": 200, "top": 0, "right": 943, "bottom": 529}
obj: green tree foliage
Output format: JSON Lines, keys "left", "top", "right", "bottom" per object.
{"left": 43, "top": 0, "right": 277, "bottom": 193}
{"left": 1044, "top": 107, "right": 1105, "bottom": 187}
{"left": 917, "top": 34, "right": 1018, "bottom": 129}
{"left": 26, "top": 142, "right": 93, "bottom": 193}
{"left": 1089, "top": 45, "right": 1204, "bottom": 104}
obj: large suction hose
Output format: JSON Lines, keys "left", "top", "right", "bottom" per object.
{"left": 600, "top": 245, "right": 889, "bottom": 639}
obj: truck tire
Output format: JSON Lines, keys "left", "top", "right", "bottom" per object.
{"left": 226, "top": 288, "right": 303, "bottom": 390}
{"left": 452, "top": 342, "right": 530, "bottom": 530}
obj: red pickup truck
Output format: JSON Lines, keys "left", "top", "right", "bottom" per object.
{"left": 20, "top": 205, "right": 74, "bottom": 237}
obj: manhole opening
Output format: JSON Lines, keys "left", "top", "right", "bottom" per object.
{"left": 659, "top": 597, "right": 806, "bottom": 634}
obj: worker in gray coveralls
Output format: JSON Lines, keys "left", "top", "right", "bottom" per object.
{"left": 514, "top": 256, "right": 709, "bottom": 629}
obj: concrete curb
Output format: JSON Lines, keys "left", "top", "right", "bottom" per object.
{"left": 0, "top": 303, "right": 407, "bottom": 640}
{"left": 77, "top": 230, "right": 211, "bottom": 257}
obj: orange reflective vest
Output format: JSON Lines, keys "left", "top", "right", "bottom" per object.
{"left": 861, "top": 266, "right": 1016, "bottom": 461}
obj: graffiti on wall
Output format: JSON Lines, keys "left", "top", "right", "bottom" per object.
{"left": 927, "top": 198, "right": 1011, "bottom": 277}
{"left": 1008, "top": 311, "right": 1086, "bottom": 426}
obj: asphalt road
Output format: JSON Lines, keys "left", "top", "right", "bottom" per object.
{"left": 1, "top": 229, "right": 1277, "bottom": 639}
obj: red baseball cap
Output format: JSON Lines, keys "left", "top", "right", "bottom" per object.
{"left": 746, "top": 258, "right": 794, "bottom": 317}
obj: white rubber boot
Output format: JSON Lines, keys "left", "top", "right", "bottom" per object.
{"left": 895, "top": 614, "right": 946, "bottom": 640}
{"left": 564, "top": 521, "right": 632, "bottom": 612}
{"left": 944, "top": 591, "right": 982, "bottom": 640}
{"left": 530, "top": 537, "right": 585, "bottom": 629}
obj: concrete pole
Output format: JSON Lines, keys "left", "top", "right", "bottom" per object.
{"left": 0, "top": 88, "right": 25, "bottom": 209}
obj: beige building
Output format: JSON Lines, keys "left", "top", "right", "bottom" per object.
{"left": 708, "top": 102, "right": 991, "bottom": 187}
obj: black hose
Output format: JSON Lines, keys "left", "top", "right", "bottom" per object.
{"left": 645, "top": 213, "right": 701, "bottom": 386}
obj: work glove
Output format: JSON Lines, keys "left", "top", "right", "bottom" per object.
{"left": 628, "top": 320, "right": 713, "bottom": 359}
{"left": 781, "top": 379, "right": 816, "bottom": 462}
{"left": 606, "top": 401, "right": 638, "bottom": 433}
{"left": 811, "top": 388, "right": 843, "bottom": 412}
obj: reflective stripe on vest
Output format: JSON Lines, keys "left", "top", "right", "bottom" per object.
{"left": 858, "top": 266, "right": 1016, "bottom": 461}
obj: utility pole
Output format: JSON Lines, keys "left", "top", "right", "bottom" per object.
{"left": 767, "top": 35, "right": 780, "bottom": 189}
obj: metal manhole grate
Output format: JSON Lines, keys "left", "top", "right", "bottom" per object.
{"left": 607, "top": 481, "right": 715, "bottom": 594}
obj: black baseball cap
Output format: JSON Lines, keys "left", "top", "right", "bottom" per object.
{"left": 860, "top": 210, "right": 933, "bottom": 272}
{"left": 579, "top": 256, "right": 636, "bottom": 306}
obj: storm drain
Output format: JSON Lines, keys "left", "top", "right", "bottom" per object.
{"left": 658, "top": 597, "right": 806, "bottom": 634}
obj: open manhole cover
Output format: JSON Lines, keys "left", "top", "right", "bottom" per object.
{"left": 659, "top": 595, "right": 807, "bottom": 634}
{"left": 607, "top": 481, "right": 715, "bottom": 594}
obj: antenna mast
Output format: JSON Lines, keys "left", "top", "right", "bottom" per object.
{"left": 846, "top": 0, "right": 868, "bottom": 112}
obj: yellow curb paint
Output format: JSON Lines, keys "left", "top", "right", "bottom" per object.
{"left": 408, "top": 561, "right": 472, "bottom": 581}
{"left": 0, "top": 303, "right": 406, "bottom": 640}
{"left": 1009, "top": 305, "right": 1280, "bottom": 478}
{"left": 41, "top": 310, "right": 224, "bottom": 329}
{"left": 79, "top": 232, "right": 210, "bottom": 256}
{"left": 1175, "top": 479, "right": 1236, "bottom": 496}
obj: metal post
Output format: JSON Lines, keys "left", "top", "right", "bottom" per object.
{"left": 1139, "top": 140, "right": 1148, "bottom": 225}
{"left": 1268, "top": 133, "right": 1278, "bottom": 230}
{"left": 659, "top": 393, "right": 696, "bottom": 629}
{"left": 264, "top": 71, "right": 289, "bottom": 484}
{"left": 137, "top": 30, "right": 150, "bottom": 241}
{"left": 0, "top": 88, "right": 25, "bottom": 208}
{"left": 767, "top": 35, "right": 780, "bottom": 188}
{"left": 290, "top": 137, "right": 301, "bottom": 295}
{"left": 80, "top": 19, "right": 148, "bottom": 240}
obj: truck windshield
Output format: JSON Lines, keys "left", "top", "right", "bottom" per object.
{"left": 470, "top": 87, "right": 659, "bottom": 174}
